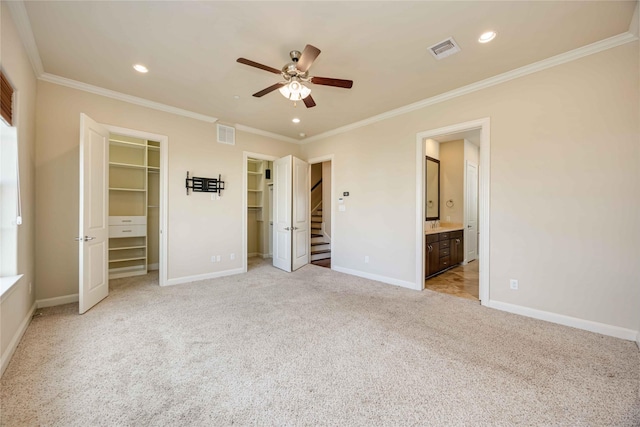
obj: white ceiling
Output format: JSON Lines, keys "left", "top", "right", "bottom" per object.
{"left": 22, "top": 1, "right": 636, "bottom": 141}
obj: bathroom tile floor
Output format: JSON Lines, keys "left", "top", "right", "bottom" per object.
{"left": 424, "top": 260, "right": 479, "bottom": 300}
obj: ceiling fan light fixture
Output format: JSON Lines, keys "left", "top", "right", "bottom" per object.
{"left": 279, "top": 79, "right": 311, "bottom": 101}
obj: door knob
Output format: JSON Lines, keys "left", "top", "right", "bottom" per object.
{"left": 284, "top": 227, "right": 291, "bottom": 231}
{"left": 84, "top": 236, "right": 96, "bottom": 241}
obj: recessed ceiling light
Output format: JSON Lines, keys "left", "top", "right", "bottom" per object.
{"left": 292, "top": 118, "right": 301, "bottom": 124}
{"left": 299, "top": 133, "right": 306, "bottom": 138}
{"left": 133, "top": 64, "right": 148, "bottom": 73}
{"left": 233, "top": 95, "right": 240, "bottom": 100}
{"left": 478, "top": 31, "right": 497, "bottom": 43}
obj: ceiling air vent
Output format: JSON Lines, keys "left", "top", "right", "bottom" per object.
{"left": 428, "top": 37, "right": 461, "bottom": 60}
{"left": 217, "top": 124, "right": 235, "bottom": 145}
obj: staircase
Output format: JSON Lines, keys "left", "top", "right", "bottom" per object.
{"left": 310, "top": 205, "right": 331, "bottom": 266}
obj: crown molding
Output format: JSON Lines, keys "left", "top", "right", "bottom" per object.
{"left": 39, "top": 73, "right": 218, "bottom": 123}
{"left": 6, "top": 0, "right": 45, "bottom": 77}
{"left": 234, "top": 124, "right": 300, "bottom": 144}
{"left": 303, "top": 31, "right": 638, "bottom": 143}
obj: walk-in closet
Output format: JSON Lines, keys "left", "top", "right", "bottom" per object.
{"left": 108, "top": 134, "right": 160, "bottom": 278}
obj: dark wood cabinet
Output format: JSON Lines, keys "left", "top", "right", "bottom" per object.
{"left": 425, "top": 229, "right": 464, "bottom": 279}
{"left": 450, "top": 230, "right": 464, "bottom": 265}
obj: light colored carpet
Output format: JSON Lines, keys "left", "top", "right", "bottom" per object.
{"left": 2, "top": 258, "right": 639, "bottom": 426}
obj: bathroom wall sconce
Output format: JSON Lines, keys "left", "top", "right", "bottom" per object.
{"left": 446, "top": 199, "right": 454, "bottom": 208}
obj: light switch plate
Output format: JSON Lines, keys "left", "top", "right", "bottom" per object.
{"left": 339, "top": 205, "right": 346, "bottom": 212}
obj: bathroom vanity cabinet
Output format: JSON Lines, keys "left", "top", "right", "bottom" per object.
{"left": 425, "top": 230, "right": 464, "bottom": 278}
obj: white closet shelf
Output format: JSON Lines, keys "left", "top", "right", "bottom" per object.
{"left": 109, "top": 245, "right": 146, "bottom": 251}
{"left": 109, "top": 256, "right": 147, "bottom": 263}
{"left": 247, "top": 171, "right": 262, "bottom": 175}
{"left": 109, "top": 162, "right": 146, "bottom": 169}
{"left": 248, "top": 205, "right": 262, "bottom": 209}
{"left": 148, "top": 205, "right": 159, "bottom": 208}
{"left": 109, "top": 139, "right": 147, "bottom": 149}
{"left": 247, "top": 189, "right": 263, "bottom": 192}
{"left": 147, "top": 146, "right": 160, "bottom": 151}
{"left": 109, "top": 187, "right": 146, "bottom": 192}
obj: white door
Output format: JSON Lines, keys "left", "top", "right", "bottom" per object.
{"left": 272, "top": 155, "right": 310, "bottom": 272}
{"left": 292, "top": 156, "right": 309, "bottom": 271}
{"left": 465, "top": 161, "right": 478, "bottom": 262}
{"left": 78, "top": 114, "right": 109, "bottom": 314}
{"left": 273, "top": 156, "right": 292, "bottom": 272}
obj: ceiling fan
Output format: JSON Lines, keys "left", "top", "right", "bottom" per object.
{"left": 237, "top": 44, "right": 353, "bottom": 108}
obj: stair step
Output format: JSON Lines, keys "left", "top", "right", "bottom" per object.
{"left": 311, "top": 233, "right": 322, "bottom": 238}
{"left": 311, "top": 249, "right": 331, "bottom": 255}
{"left": 311, "top": 242, "right": 329, "bottom": 247}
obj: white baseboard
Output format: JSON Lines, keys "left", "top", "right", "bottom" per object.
{"left": 147, "top": 263, "right": 159, "bottom": 271}
{"left": 1, "top": 302, "right": 36, "bottom": 378}
{"left": 636, "top": 331, "right": 640, "bottom": 350}
{"left": 486, "top": 300, "right": 638, "bottom": 341}
{"left": 332, "top": 265, "right": 420, "bottom": 290}
{"left": 261, "top": 254, "right": 272, "bottom": 259}
{"left": 247, "top": 252, "right": 259, "bottom": 258}
{"left": 36, "top": 294, "right": 79, "bottom": 308}
{"left": 165, "top": 267, "right": 244, "bottom": 287}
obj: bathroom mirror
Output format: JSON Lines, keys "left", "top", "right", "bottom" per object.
{"left": 425, "top": 156, "right": 440, "bottom": 220}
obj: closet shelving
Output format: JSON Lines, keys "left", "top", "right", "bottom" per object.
{"left": 247, "top": 159, "right": 264, "bottom": 214}
{"left": 108, "top": 135, "right": 160, "bottom": 279}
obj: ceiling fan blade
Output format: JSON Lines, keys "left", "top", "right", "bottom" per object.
{"left": 252, "top": 82, "right": 285, "bottom": 97}
{"left": 310, "top": 76, "right": 353, "bottom": 89}
{"left": 237, "top": 58, "right": 282, "bottom": 75}
{"left": 296, "top": 44, "right": 321, "bottom": 73}
{"left": 303, "top": 94, "right": 316, "bottom": 108}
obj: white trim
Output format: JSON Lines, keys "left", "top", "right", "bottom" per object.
{"left": 5, "top": 1, "right": 44, "bottom": 77}
{"left": 261, "top": 254, "right": 272, "bottom": 259}
{"left": 304, "top": 32, "right": 637, "bottom": 144}
{"left": 235, "top": 124, "right": 300, "bottom": 145}
{"left": 242, "top": 151, "right": 279, "bottom": 273}
{"left": 147, "top": 263, "right": 159, "bottom": 271}
{"left": 1, "top": 302, "right": 35, "bottom": 378}
{"left": 36, "top": 293, "right": 78, "bottom": 308}
{"left": 104, "top": 124, "right": 169, "bottom": 287}
{"left": 247, "top": 252, "right": 260, "bottom": 258}
{"left": 636, "top": 331, "right": 639, "bottom": 350}
{"left": 165, "top": 268, "right": 244, "bottom": 287}
{"left": 333, "top": 265, "right": 419, "bottom": 291}
{"left": 40, "top": 73, "right": 218, "bottom": 124}
{"left": 486, "top": 300, "right": 639, "bottom": 342}
{"left": 416, "top": 118, "right": 491, "bottom": 303}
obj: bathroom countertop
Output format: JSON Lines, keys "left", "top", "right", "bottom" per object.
{"left": 424, "top": 223, "right": 464, "bottom": 235}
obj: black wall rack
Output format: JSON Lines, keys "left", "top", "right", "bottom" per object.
{"left": 186, "top": 171, "right": 225, "bottom": 195}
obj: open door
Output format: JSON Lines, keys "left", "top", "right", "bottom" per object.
{"left": 465, "top": 161, "right": 478, "bottom": 262}
{"left": 78, "top": 114, "right": 109, "bottom": 314}
{"left": 272, "top": 155, "right": 309, "bottom": 272}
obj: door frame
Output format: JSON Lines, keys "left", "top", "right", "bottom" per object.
{"left": 415, "top": 118, "right": 490, "bottom": 303}
{"left": 242, "top": 151, "right": 278, "bottom": 273}
{"left": 464, "top": 160, "right": 478, "bottom": 264}
{"left": 104, "top": 124, "right": 169, "bottom": 286}
{"left": 307, "top": 154, "right": 335, "bottom": 270}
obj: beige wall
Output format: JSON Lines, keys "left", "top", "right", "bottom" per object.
{"left": 440, "top": 140, "right": 464, "bottom": 224}
{"left": 1, "top": 3, "right": 37, "bottom": 370}
{"left": 302, "top": 42, "right": 640, "bottom": 331}
{"left": 425, "top": 138, "right": 440, "bottom": 160}
{"left": 35, "top": 81, "right": 299, "bottom": 298}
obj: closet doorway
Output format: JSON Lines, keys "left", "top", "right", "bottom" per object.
{"left": 78, "top": 114, "right": 168, "bottom": 314}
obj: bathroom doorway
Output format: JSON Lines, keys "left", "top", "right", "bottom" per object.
{"left": 415, "top": 118, "right": 490, "bottom": 304}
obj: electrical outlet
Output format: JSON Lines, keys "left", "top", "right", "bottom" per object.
{"left": 216, "top": 255, "right": 221, "bottom": 262}
{"left": 230, "top": 253, "right": 235, "bottom": 260}
{"left": 446, "top": 216, "right": 451, "bottom": 222}
{"left": 211, "top": 256, "right": 216, "bottom": 263}
{"left": 510, "top": 279, "right": 519, "bottom": 290}
{"left": 364, "top": 256, "right": 369, "bottom": 264}
{"left": 211, "top": 194, "right": 220, "bottom": 201}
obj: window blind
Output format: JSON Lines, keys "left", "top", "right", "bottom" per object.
{"left": 1, "top": 71, "right": 14, "bottom": 126}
